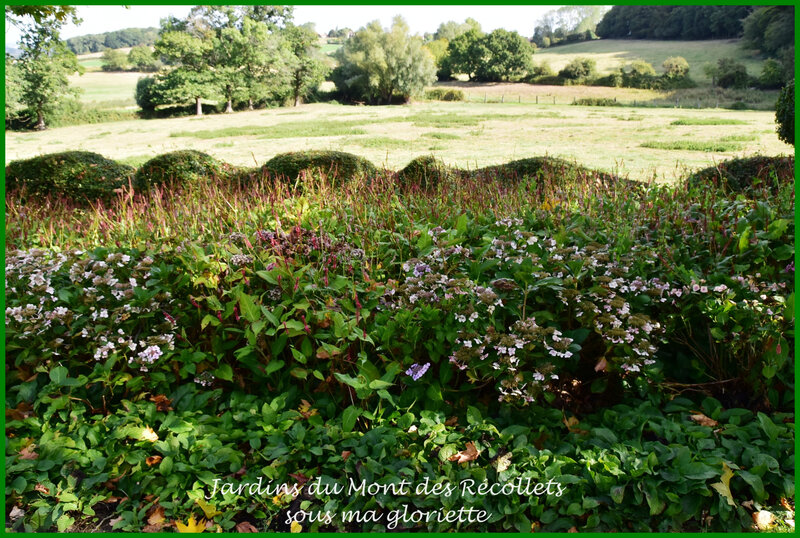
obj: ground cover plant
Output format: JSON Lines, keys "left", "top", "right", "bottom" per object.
{"left": 4, "top": 149, "right": 795, "bottom": 532}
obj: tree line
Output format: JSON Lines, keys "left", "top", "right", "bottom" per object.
{"left": 65, "top": 27, "right": 159, "bottom": 54}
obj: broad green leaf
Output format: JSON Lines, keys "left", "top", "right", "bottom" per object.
{"left": 342, "top": 406, "right": 361, "bottom": 433}
{"left": 49, "top": 366, "right": 68, "bottom": 386}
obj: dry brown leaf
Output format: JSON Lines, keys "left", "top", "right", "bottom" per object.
{"left": 146, "top": 455, "right": 163, "bottom": 467}
{"left": 563, "top": 415, "right": 589, "bottom": 435}
{"left": 568, "top": 526, "right": 579, "bottom": 533}
{"left": 689, "top": 413, "right": 718, "bottom": 427}
{"left": 594, "top": 358, "right": 607, "bottom": 372}
{"left": 19, "top": 444, "right": 38, "bottom": 460}
{"left": 150, "top": 395, "right": 173, "bottom": 412}
{"left": 297, "top": 400, "right": 318, "bottom": 419}
{"left": 445, "top": 416, "right": 458, "bottom": 427}
{"left": 753, "top": 510, "right": 775, "bottom": 530}
{"left": 781, "top": 498, "right": 794, "bottom": 513}
{"left": 34, "top": 483, "right": 50, "bottom": 495}
{"left": 235, "top": 522, "right": 259, "bottom": 533}
{"left": 6, "top": 402, "right": 34, "bottom": 421}
{"left": 288, "top": 473, "right": 310, "bottom": 486}
{"left": 742, "top": 500, "right": 755, "bottom": 511}
{"left": 448, "top": 442, "right": 480, "bottom": 464}
{"left": 341, "top": 450, "right": 352, "bottom": 461}
{"left": 148, "top": 504, "right": 166, "bottom": 526}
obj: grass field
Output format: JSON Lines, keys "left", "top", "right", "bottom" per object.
{"left": 533, "top": 38, "right": 767, "bottom": 84}
{"left": 5, "top": 100, "right": 789, "bottom": 182}
{"left": 68, "top": 71, "right": 144, "bottom": 107}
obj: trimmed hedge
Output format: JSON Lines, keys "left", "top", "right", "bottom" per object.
{"left": 263, "top": 150, "right": 377, "bottom": 185}
{"left": 5, "top": 151, "right": 134, "bottom": 203}
{"left": 397, "top": 155, "right": 457, "bottom": 189}
{"left": 776, "top": 80, "right": 794, "bottom": 146}
{"left": 687, "top": 155, "right": 795, "bottom": 194}
{"left": 474, "top": 156, "right": 620, "bottom": 189}
{"left": 133, "top": 150, "right": 228, "bottom": 191}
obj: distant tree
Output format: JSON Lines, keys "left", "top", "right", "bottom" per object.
{"left": 445, "top": 28, "right": 484, "bottom": 81}
{"left": 284, "top": 24, "right": 329, "bottom": 106}
{"left": 5, "top": 5, "right": 80, "bottom": 27}
{"left": 714, "top": 58, "right": 749, "bottom": 89}
{"left": 235, "top": 18, "right": 291, "bottom": 109}
{"left": 474, "top": 29, "right": 534, "bottom": 82}
{"left": 5, "top": 55, "right": 25, "bottom": 122}
{"left": 742, "top": 6, "right": 794, "bottom": 57}
{"left": 128, "top": 45, "right": 160, "bottom": 72}
{"left": 758, "top": 58, "right": 786, "bottom": 89}
{"left": 423, "top": 38, "right": 450, "bottom": 80}
{"left": 154, "top": 30, "right": 216, "bottom": 115}
{"left": 775, "top": 80, "right": 793, "bottom": 145}
{"left": 16, "top": 21, "right": 82, "bottom": 129}
{"left": 101, "top": 48, "right": 129, "bottom": 71}
{"left": 596, "top": 5, "right": 751, "bottom": 40}
{"left": 332, "top": 17, "right": 436, "bottom": 104}
{"left": 434, "top": 18, "right": 481, "bottom": 42}
{"left": 135, "top": 75, "right": 159, "bottom": 111}
{"left": 532, "top": 6, "right": 608, "bottom": 47}
{"left": 558, "top": 57, "right": 596, "bottom": 81}
{"left": 662, "top": 56, "right": 690, "bottom": 79}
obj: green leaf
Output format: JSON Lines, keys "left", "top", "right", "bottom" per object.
{"left": 49, "top": 365, "right": 68, "bottom": 386}
{"left": 201, "top": 314, "right": 219, "bottom": 330}
{"left": 342, "top": 406, "right": 361, "bottom": 433}
{"left": 455, "top": 213, "right": 468, "bottom": 235}
{"left": 334, "top": 372, "right": 367, "bottom": 390}
{"left": 239, "top": 293, "right": 261, "bottom": 323}
{"left": 265, "top": 360, "right": 284, "bottom": 375}
{"left": 215, "top": 363, "right": 233, "bottom": 381}
{"left": 368, "top": 379, "right": 393, "bottom": 390}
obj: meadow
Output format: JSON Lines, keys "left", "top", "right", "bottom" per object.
{"left": 533, "top": 38, "right": 767, "bottom": 84}
{"left": 4, "top": 100, "right": 790, "bottom": 182}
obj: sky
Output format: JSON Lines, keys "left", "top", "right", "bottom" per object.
{"left": 5, "top": 5, "right": 562, "bottom": 48}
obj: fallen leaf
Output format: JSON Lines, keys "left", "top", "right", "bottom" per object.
{"left": 445, "top": 416, "right": 458, "bottom": 427}
{"left": 568, "top": 526, "right": 579, "bottom": 533}
{"left": 341, "top": 450, "right": 352, "bottom": 461}
{"left": 290, "top": 521, "right": 302, "bottom": 533}
{"left": 297, "top": 400, "right": 318, "bottom": 419}
{"left": 494, "top": 452, "right": 512, "bottom": 473}
{"left": 34, "top": 483, "right": 50, "bottom": 495}
{"left": 530, "top": 521, "right": 541, "bottom": 532}
{"left": 146, "top": 455, "right": 163, "bottom": 467}
{"left": 19, "top": 444, "right": 38, "bottom": 460}
{"left": 753, "top": 510, "right": 775, "bottom": 530}
{"left": 448, "top": 442, "right": 480, "bottom": 464}
{"left": 710, "top": 462, "right": 735, "bottom": 507}
{"left": 288, "top": 473, "right": 310, "bottom": 486}
{"left": 235, "top": 522, "right": 258, "bottom": 533}
{"left": 140, "top": 426, "right": 159, "bottom": 443}
{"left": 563, "top": 415, "right": 588, "bottom": 435}
{"left": 780, "top": 498, "right": 794, "bottom": 513}
{"left": 148, "top": 504, "right": 166, "bottom": 526}
{"left": 689, "top": 412, "right": 718, "bottom": 427}
{"left": 9, "top": 506, "right": 25, "bottom": 521}
{"left": 594, "top": 358, "right": 607, "bottom": 372}
{"left": 175, "top": 515, "right": 206, "bottom": 533}
{"left": 742, "top": 500, "right": 755, "bottom": 511}
{"left": 196, "top": 498, "right": 222, "bottom": 519}
{"left": 6, "top": 402, "right": 34, "bottom": 421}
{"left": 150, "top": 395, "right": 173, "bottom": 412}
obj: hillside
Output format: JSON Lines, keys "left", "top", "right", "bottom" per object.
{"left": 533, "top": 38, "right": 767, "bottom": 85}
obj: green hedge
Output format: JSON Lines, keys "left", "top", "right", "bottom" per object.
{"left": 5, "top": 151, "right": 134, "bottom": 203}
{"left": 688, "top": 155, "right": 794, "bottom": 194}
{"left": 263, "top": 150, "right": 377, "bottom": 185}
{"left": 134, "top": 150, "right": 228, "bottom": 191}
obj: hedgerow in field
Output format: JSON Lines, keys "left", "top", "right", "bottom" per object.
{"left": 134, "top": 150, "right": 229, "bottom": 191}
{"left": 263, "top": 150, "right": 377, "bottom": 186}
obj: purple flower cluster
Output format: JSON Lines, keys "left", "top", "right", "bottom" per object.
{"left": 405, "top": 362, "right": 431, "bottom": 381}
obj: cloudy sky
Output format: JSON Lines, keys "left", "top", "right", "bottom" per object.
{"left": 6, "top": 5, "right": 562, "bottom": 47}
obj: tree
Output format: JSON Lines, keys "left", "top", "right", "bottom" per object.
{"left": 16, "top": 21, "right": 82, "bottom": 129}
{"left": 101, "top": 48, "right": 129, "bottom": 71}
{"left": 474, "top": 29, "right": 534, "bottom": 82}
{"left": 5, "top": 5, "right": 80, "bottom": 27}
{"left": 662, "top": 57, "right": 689, "bottom": 79}
{"left": 423, "top": 38, "right": 450, "bottom": 80}
{"left": 154, "top": 30, "right": 216, "bottom": 115}
{"left": 332, "top": 17, "right": 436, "bottom": 104}
{"left": 713, "top": 58, "right": 749, "bottom": 89}
{"left": 445, "top": 28, "right": 484, "bottom": 81}
{"left": 128, "top": 45, "right": 160, "bottom": 72}
{"left": 758, "top": 59, "right": 785, "bottom": 89}
{"left": 596, "top": 5, "right": 751, "bottom": 40}
{"left": 775, "top": 80, "right": 794, "bottom": 146}
{"left": 742, "top": 6, "right": 794, "bottom": 57}
{"left": 284, "top": 24, "right": 329, "bottom": 106}
{"left": 558, "top": 57, "right": 596, "bottom": 81}
{"left": 434, "top": 18, "right": 481, "bottom": 42}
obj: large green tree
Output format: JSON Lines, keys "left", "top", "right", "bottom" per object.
{"left": 445, "top": 28, "right": 485, "bottom": 81}
{"left": 284, "top": 24, "right": 329, "bottom": 106}
{"left": 474, "top": 29, "right": 534, "bottom": 82}
{"left": 332, "top": 17, "right": 436, "bottom": 104}
{"left": 16, "top": 21, "right": 82, "bottom": 129}
{"left": 154, "top": 30, "right": 216, "bottom": 115}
